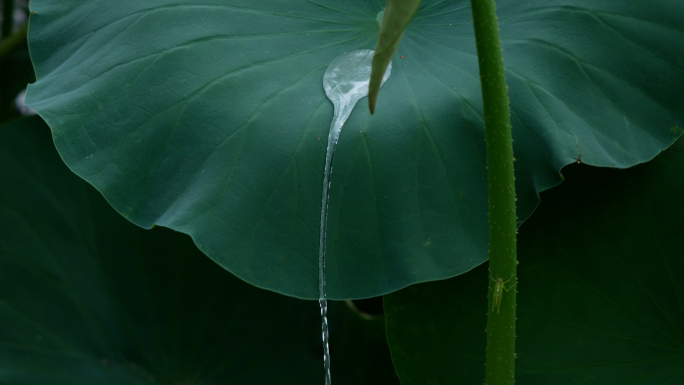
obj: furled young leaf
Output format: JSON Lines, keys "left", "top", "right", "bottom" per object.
{"left": 26, "top": 1, "right": 684, "bottom": 299}
{"left": 384, "top": 138, "right": 684, "bottom": 384}
{"left": 368, "top": 0, "right": 422, "bottom": 114}
{"left": 0, "top": 117, "right": 399, "bottom": 384}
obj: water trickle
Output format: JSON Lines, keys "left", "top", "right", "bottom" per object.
{"left": 318, "top": 49, "right": 392, "bottom": 385}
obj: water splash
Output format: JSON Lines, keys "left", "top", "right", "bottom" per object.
{"left": 319, "top": 49, "right": 392, "bottom": 385}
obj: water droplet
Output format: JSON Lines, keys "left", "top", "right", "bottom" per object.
{"left": 318, "top": 49, "right": 391, "bottom": 385}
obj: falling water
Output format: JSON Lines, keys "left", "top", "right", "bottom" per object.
{"left": 319, "top": 49, "right": 392, "bottom": 384}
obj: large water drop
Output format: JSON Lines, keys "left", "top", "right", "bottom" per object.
{"left": 318, "top": 49, "right": 391, "bottom": 385}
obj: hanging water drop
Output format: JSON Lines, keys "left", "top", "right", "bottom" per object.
{"left": 318, "top": 49, "right": 392, "bottom": 385}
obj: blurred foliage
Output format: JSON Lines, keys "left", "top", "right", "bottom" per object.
{"left": 0, "top": 3, "right": 33, "bottom": 124}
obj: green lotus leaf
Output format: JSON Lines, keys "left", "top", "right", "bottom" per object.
{"left": 384, "top": 137, "right": 684, "bottom": 384}
{"left": 26, "top": 0, "right": 684, "bottom": 298}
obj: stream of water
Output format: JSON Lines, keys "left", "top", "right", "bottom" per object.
{"left": 319, "top": 49, "right": 392, "bottom": 384}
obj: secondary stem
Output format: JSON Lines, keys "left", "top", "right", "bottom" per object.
{"left": 470, "top": 0, "right": 517, "bottom": 384}
{"left": 0, "top": 20, "right": 26, "bottom": 59}
{"left": 2, "top": 0, "right": 14, "bottom": 38}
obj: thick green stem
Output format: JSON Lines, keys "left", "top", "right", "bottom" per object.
{"left": 470, "top": 0, "right": 517, "bottom": 384}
